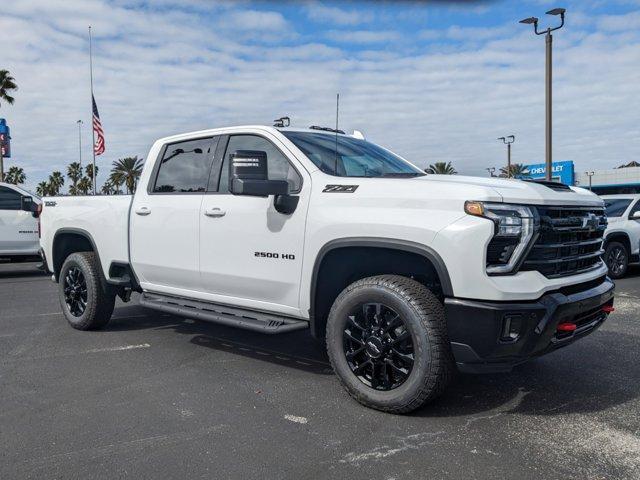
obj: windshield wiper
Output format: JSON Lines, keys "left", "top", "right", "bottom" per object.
{"left": 381, "top": 172, "right": 425, "bottom": 178}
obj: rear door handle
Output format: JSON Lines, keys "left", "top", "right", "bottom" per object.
{"left": 135, "top": 206, "right": 151, "bottom": 216}
{"left": 204, "top": 207, "right": 226, "bottom": 218}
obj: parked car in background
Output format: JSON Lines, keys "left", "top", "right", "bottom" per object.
{"left": 601, "top": 194, "right": 640, "bottom": 278}
{"left": 0, "top": 182, "right": 41, "bottom": 262}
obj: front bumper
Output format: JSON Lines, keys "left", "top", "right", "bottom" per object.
{"left": 444, "top": 277, "right": 615, "bottom": 373}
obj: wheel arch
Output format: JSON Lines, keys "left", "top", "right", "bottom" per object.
{"left": 309, "top": 237, "right": 453, "bottom": 339}
{"left": 52, "top": 228, "right": 103, "bottom": 282}
{"left": 604, "top": 231, "right": 631, "bottom": 253}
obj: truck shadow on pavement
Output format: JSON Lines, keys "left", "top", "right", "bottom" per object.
{"left": 108, "top": 303, "right": 638, "bottom": 417}
{"left": 108, "top": 304, "right": 331, "bottom": 375}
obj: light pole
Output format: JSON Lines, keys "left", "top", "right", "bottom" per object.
{"left": 520, "top": 7, "right": 566, "bottom": 181}
{"left": 77, "top": 120, "right": 83, "bottom": 169}
{"left": 585, "top": 171, "right": 594, "bottom": 191}
{"left": 486, "top": 167, "right": 496, "bottom": 177}
{"left": 498, "top": 135, "right": 515, "bottom": 178}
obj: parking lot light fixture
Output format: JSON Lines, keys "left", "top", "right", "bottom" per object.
{"left": 498, "top": 135, "right": 516, "bottom": 178}
{"left": 585, "top": 171, "right": 595, "bottom": 191}
{"left": 520, "top": 7, "right": 566, "bottom": 181}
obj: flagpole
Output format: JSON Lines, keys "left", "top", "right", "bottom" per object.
{"left": 89, "top": 25, "right": 97, "bottom": 195}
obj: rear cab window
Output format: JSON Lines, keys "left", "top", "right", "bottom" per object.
{"left": 152, "top": 137, "right": 219, "bottom": 193}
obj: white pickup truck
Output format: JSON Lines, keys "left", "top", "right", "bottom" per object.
{"left": 0, "top": 182, "right": 41, "bottom": 261}
{"left": 40, "top": 125, "right": 614, "bottom": 413}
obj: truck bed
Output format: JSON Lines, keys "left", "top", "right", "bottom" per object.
{"left": 40, "top": 195, "right": 132, "bottom": 280}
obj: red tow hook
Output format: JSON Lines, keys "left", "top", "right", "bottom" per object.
{"left": 557, "top": 323, "right": 577, "bottom": 333}
{"left": 602, "top": 305, "right": 615, "bottom": 313}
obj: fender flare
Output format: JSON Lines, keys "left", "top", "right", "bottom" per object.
{"left": 309, "top": 237, "right": 454, "bottom": 335}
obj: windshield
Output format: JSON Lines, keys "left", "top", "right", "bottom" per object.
{"left": 604, "top": 198, "right": 632, "bottom": 217}
{"left": 282, "top": 131, "right": 424, "bottom": 178}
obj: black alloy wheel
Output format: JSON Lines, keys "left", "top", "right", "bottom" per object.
{"left": 344, "top": 303, "right": 414, "bottom": 391}
{"left": 63, "top": 266, "right": 88, "bottom": 317}
{"left": 605, "top": 242, "right": 628, "bottom": 279}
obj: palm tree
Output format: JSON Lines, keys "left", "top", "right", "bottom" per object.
{"left": 112, "top": 156, "right": 144, "bottom": 193}
{"left": 425, "top": 162, "right": 457, "bottom": 175}
{"left": 109, "top": 170, "right": 124, "bottom": 194}
{"left": 101, "top": 180, "right": 116, "bottom": 195}
{"left": 36, "top": 181, "right": 50, "bottom": 197}
{"left": 499, "top": 163, "right": 529, "bottom": 179}
{"left": 0, "top": 70, "right": 17, "bottom": 108}
{"left": 47, "top": 171, "right": 65, "bottom": 195}
{"left": 67, "top": 162, "right": 83, "bottom": 194}
{"left": 85, "top": 164, "right": 98, "bottom": 181}
{"left": 5, "top": 166, "right": 25, "bottom": 185}
{"left": 77, "top": 176, "right": 92, "bottom": 195}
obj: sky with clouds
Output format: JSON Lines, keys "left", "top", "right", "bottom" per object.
{"left": 1, "top": 0, "right": 639, "bottom": 191}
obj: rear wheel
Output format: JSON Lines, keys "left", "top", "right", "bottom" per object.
{"left": 326, "top": 275, "right": 453, "bottom": 414}
{"left": 58, "top": 252, "right": 115, "bottom": 330}
{"left": 605, "top": 241, "right": 628, "bottom": 279}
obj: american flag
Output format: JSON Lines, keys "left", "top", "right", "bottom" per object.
{"left": 92, "top": 94, "right": 105, "bottom": 156}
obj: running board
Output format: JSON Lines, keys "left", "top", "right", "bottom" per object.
{"left": 139, "top": 292, "right": 309, "bottom": 334}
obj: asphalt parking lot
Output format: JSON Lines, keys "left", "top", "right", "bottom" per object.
{"left": 1, "top": 262, "right": 639, "bottom": 480}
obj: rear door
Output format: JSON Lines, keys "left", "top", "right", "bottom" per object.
{"left": 129, "top": 136, "right": 218, "bottom": 293}
{"left": 0, "top": 185, "right": 39, "bottom": 254}
{"left": 198, "top": 133, "right": 309, "bottom": 316}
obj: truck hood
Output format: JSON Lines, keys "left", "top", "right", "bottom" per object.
{"left": 419, "top": 175, "right": 603, "bottom": 207}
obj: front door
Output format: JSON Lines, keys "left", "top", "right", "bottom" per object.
{"left": 199, "top": 133, "right": 309, "bottom": 317}
{"left": 0, "top": 186, "right": 38, "bottom": 254}
{"left": 130, "top": 136, "right": 218, "bottom": 293}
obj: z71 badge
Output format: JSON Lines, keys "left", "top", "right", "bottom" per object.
{"left": 323, "top": 185, "right": 359, "bottom": 193}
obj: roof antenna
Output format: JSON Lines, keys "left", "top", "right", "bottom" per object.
{"left": 334, "top": 93, "right": 339, "bottom": 175}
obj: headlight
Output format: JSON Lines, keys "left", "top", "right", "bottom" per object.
{"left": 464, "top": 201, "right": 537, "bottom": 274}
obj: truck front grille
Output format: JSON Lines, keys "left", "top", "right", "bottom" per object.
{"left": 521, "top": 206, "right": 607, "bottom": 278}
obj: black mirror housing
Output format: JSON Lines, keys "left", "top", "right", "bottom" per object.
{"left": 229, "top": 150, "right": 290, "bottom": 197}
{"left": 21, "top": 196, "right": 36, "bottom": 212}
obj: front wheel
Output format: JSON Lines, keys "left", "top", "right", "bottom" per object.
{"left": 326, "top": 275, "right": 453, "bottom": 414}
{"left": 58, "top": 252, "right": 116, "bottom": 330}
{"left": 605, "top": 241, "right": 628, "bottom": 279}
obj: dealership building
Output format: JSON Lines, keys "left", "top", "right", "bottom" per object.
{"left": 523, "top": 160, "right": 640, "bottom": 194}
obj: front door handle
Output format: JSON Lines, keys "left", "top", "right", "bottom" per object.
{"left": 135, "top": 206, "right": 151, "bottom": 216}
{"left": 204, "top": 207, "right": 226, "bottom": 218}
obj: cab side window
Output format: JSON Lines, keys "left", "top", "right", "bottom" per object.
{"left": 0, "top": 186, "right": 21, "bottom": 210}
{"left": 153, "top": 137, "right": 217, "bottom": 193}
{"left": 218, "top": 135, "right": 302, "bottom": 193}
{"left": 629, "top": 200, "right": 640, "bottom": 218}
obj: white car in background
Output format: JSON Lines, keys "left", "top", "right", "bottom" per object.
{"left": 0, "top": 182, "right": 41, "bottom": 262}
{"left": 602, "top": 194, "right": 640, "bottom": 278}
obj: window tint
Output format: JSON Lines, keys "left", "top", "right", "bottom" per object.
{"left": 153, "top": 137, "right": 217, "bottom": 193}
{"left": 282, "top": 131, "right": 424, "bottom": 178}
{"left": 219, "top": 135, "right": 301, "bottom": 193}
{"left": 604, "top": 199, "right": 632, "bottom": 217}
{"left": 629, "top": 200, "right": 640, "bottom": 218}
{"left": 0, "top": 186, "right": 22, "bottom": 210}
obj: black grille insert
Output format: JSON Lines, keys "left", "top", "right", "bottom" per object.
{"left": 522, "top": 206, "right": 606, "bottom": 278}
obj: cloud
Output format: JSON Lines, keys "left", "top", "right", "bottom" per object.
{"left": 0, "top": 1, "right": 639, "bottom": 192}
{"left": 305, "top": 2, "right": 373, "bottom": 26}
{"left": 325, "top": 29, "right": 401, "bottom": 44}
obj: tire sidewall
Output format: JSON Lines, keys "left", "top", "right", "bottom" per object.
{"left": 59, "top": 253, "right": 99, "bottom": 329}
{"left": 327, "top": 283, "right": 436, "bottom": 409}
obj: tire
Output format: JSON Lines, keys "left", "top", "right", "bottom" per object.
{"left": 326, "top": 275, "right": 453, "bottom": 414}
{"left": 58, "top": 252, "right": 115, "bottom": 330}
{"left": 604, "top": 241, "right": 628, "bottom": 279}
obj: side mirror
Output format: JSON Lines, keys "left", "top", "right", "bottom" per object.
{"left": 632, "top": 211, "right": 640, "bottom": 220}
{"left": 21, "top": 196, "right": 36, "bottom": 212}
{"left": 229, "top": 150, "right": 289, "bottom": 197}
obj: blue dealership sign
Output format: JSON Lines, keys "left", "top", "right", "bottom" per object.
{"left": 525, "top": 160, "right": 574, "bottom": 185}
{"left": 0, "top": 118, "right": 10, "bottom": 158}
